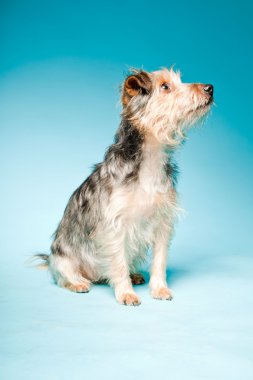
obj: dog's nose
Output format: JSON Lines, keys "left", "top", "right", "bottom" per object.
{"left": 203, "top": 84, "right": 213, "bottom": 96}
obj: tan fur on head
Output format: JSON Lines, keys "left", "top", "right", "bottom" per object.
{"left": 122, "top": 67, "right": 213, "bottom": 147}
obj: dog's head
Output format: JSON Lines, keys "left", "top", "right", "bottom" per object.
{"left": 121, "top": 68, "right": 214, "bottom": 145}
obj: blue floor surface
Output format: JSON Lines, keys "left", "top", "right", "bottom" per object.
{"left": 1, "top": 249, "right": 253, "bottom": 379}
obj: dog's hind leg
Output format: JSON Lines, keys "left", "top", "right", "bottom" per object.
{"left": 49, "top": 253, "right": 91, "bottom": 293}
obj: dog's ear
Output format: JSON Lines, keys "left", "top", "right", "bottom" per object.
{"left": 122, "top": 71, "right": 152, "bottom": 107}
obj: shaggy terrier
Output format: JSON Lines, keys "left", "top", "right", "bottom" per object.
{"left": 36, "top": 67, "right": 213, "bottom": 305}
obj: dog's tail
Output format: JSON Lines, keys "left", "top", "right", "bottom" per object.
{"left": 26, "top": 253, "right": 50, "bottom": 270}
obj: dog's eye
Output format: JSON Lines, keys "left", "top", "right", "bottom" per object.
{"left": 161, "top": 83, "right": 171, "bottom": 92}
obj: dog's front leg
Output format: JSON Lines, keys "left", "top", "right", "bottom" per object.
{"left": 106, "top": 234, "right": 141, "bottom": 306}
{"left": 150, "top": 229, "right": 173, "bottom": 300}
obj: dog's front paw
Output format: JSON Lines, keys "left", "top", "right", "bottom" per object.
{"left": 151, "top": 287, "right": 173, "bottom": 301}
{"left": 118, "top": 292, "right": 141, "bottom": 306}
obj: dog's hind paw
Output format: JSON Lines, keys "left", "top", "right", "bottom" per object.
{"left": 65, "top": 283, "right": 90, "bottom": 293}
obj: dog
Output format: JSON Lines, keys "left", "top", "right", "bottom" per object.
{"left": 35, "top": 67, "right": 213, "bottom": 305}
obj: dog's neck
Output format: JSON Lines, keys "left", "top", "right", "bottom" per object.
{"left": 104, "top": 120, "right": 177, "bottom": 190}
{"left": 139, "top": 133, "right": 173, "bottom": 193}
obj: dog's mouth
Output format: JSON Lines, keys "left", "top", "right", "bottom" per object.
{"left": 196, "top": 97, "right": 213, "bottom": 111}
{"left": 187, "top": 98, "right": 213, "bottom": 119}
{"left": 188, "top": 99, "right": 213, "bottom": 115}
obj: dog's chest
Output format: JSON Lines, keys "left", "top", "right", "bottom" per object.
{"left": 126, "top": 144, "right": 171, "bottom": 219}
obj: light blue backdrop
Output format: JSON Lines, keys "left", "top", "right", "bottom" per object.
{"left": 1, "top": 1, "right": 253, "bottom": 379}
